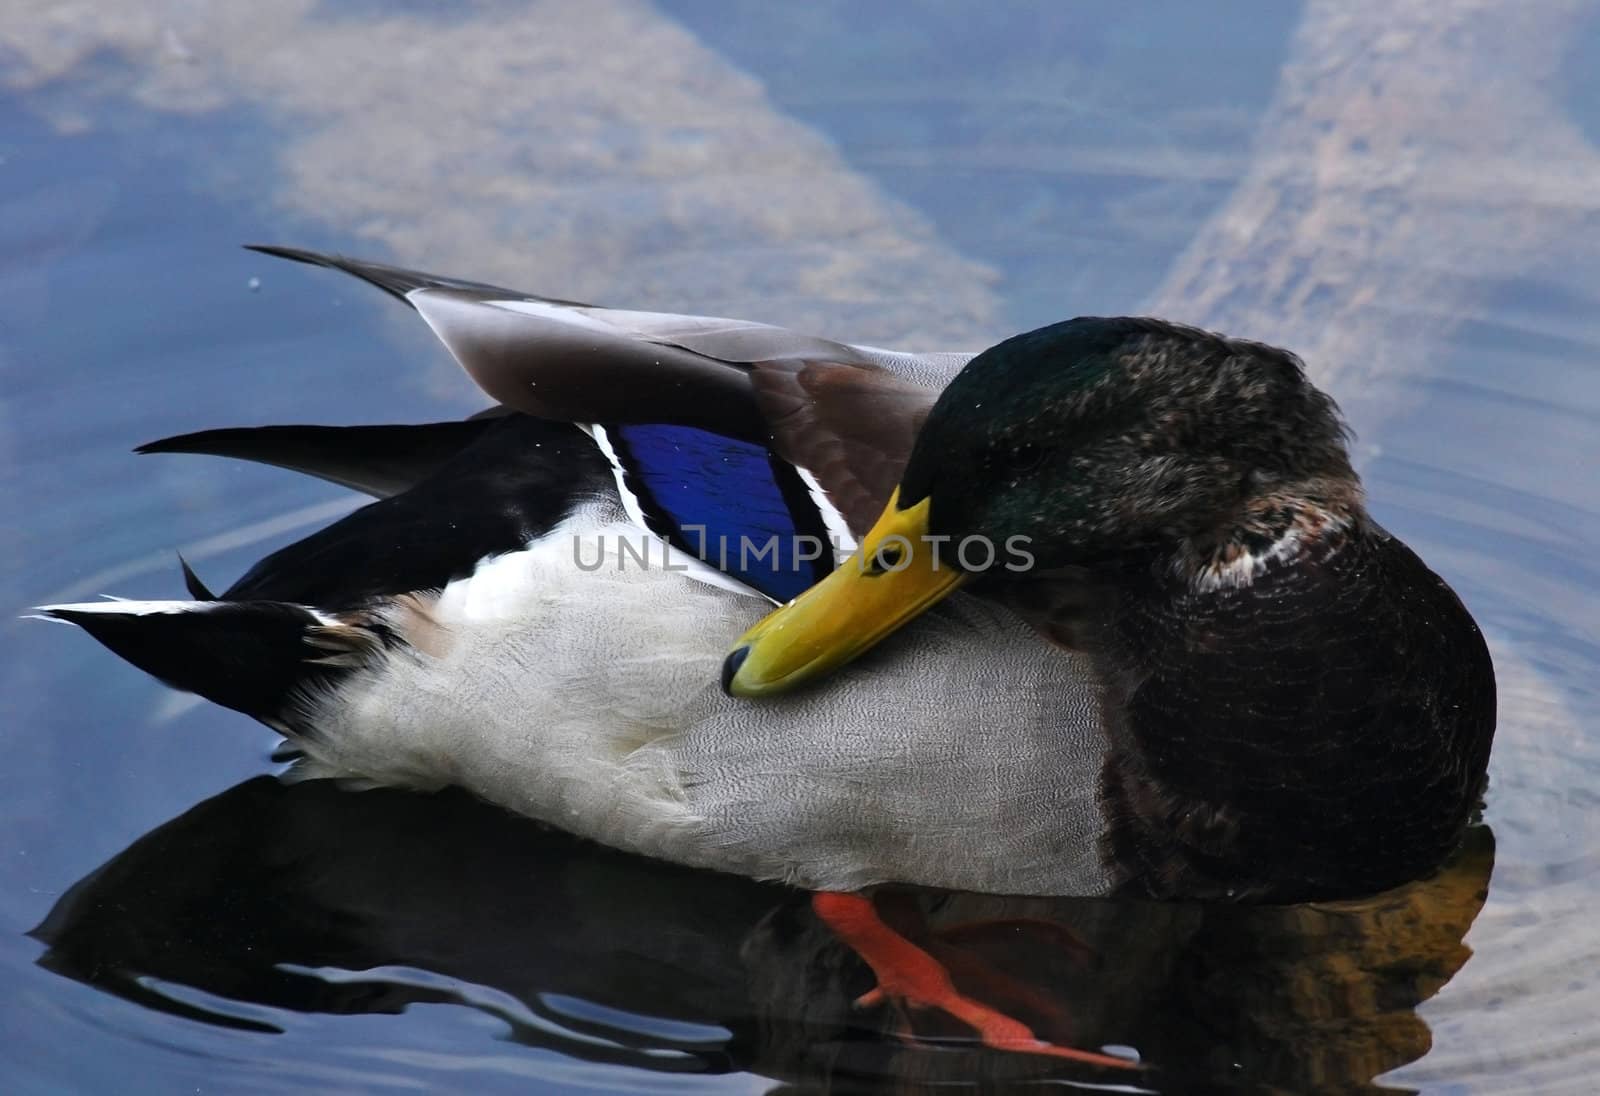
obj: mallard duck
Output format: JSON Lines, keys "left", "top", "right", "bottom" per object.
{"left": 42, "top": 247, "right": 1495, "bottom": 1065}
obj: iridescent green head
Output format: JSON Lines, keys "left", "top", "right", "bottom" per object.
{"left": 897, "top": 316, "right": 1358, "bottom": 571}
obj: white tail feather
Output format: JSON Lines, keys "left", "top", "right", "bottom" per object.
{"left": 37, "top": 599, "right": 215, "bottom": 617}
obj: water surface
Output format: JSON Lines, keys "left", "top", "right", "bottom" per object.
{"left": 3, "top": 2, "right": 1598, "bottom": 1091}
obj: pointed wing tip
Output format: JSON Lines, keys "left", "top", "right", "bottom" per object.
{"left": 241, "top": 244, "right": 430, "bottom": 303}
{"left": 247, "top": 243, "right": 589, "bottom": 310}
{"left": 243, "top": 243, "right": 322, "bottom": 264}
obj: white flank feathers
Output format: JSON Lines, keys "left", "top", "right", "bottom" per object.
{"left": 279, "top": 502, "right": 1109, "bottom": 896}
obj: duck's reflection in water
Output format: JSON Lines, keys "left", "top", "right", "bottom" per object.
{"left": 32, "top": 776, "right": 1492, "bottom": 1091}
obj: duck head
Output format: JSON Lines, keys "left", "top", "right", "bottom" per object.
{"left": 723, "top": 316, "right": 1362, "bottom": 697}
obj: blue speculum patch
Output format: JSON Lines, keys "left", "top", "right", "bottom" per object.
{"left": 606, "top": 423, "right": 836, "bottom": 602}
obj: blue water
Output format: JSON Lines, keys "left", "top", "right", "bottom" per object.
{"left": 4, "top": 2, "right": 1598, "bottom": 1091}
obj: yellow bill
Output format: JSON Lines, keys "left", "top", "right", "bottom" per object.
{"left": 722, "top": 488, "right": 969, "bottom": 697}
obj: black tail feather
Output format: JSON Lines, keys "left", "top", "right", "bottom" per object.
{"left": 177, "top": 554, "right": 215, "bottom": 600}
{"left": 40, "top": 602, "right": 348, "bottom": 725}
{"left": 138, "top": 421, "right": 500, "bottom": 498}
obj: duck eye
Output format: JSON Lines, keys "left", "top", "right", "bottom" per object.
{"left": 1000, "top": 441, "right": 1045, "bottom": 474}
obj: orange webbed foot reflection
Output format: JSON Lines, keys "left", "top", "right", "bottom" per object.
{"left": 812, "top": 891, "right": 1138, "bottom": 1070}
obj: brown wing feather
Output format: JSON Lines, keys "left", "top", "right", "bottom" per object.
{"left": 408, "top": 290, "right": 942, "bottom": 531}
{"left": 411, "top": 290, "right": 770, "bottom": 440}
{"left": 751, "top": 360, "right": 938, "bottom": 534}
{"left": 252, "top": 247, "right": 953, "bottom": 531}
